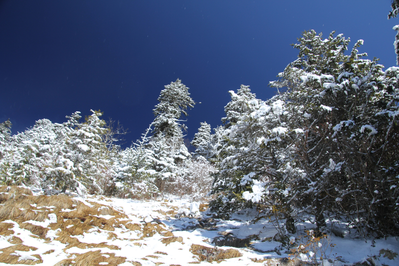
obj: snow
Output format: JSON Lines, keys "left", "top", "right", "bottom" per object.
{"left": 320, "top": 104, "right": 333, "bottom": 112}
{"left": 272, "top": 99, "right": 285, "bottom": 116}
{"left": 256, "top": 136, "right": 266, "bottom": 145}
{"left": 303, "top": 112, "right": 311, "bottom": 118}
{"left": 337, "top": 71, "right": 353, "bottom": 81}
{"left": 242, "top": 180, "right": 266, "bottom": 203}
{"left": 13, "top": 252, "right": 39, "bottom": 262}
{"left": 77, "top": 144, "right": 90, "bottom": 152}
{"left": 0, "top": 191, "right": 399, "bottom": 265}
{"left": 360, "top": 125, "right": 378, "bottom": 136}
{"left": 272, "top": 126, "right": 287, "bottom": 135}
{"left": 24, "top": 213, "right": 57, "bottom": 227}
{"left": 385, "top": 66, "right": 399, "bottom": 73}
{"left": 323, "top": 83, "right": 336, "bottom": 90}
{"left": 240, "top": 172, "right": 256, "bottom": 186}
{"left": 321, "top": 74, "right": 335, "bottom": 82}
{"left": 300, "top": 73, "right": 321, "bottom": 84}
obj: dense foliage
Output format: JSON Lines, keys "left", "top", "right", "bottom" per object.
{"left": 0, "top": 110, "right": 117, "bottom": 195}
{"left": 209, "top": 31, "right": 399, "bottom": 237}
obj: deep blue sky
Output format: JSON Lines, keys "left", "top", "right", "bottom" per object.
{"left": 0, "top": 0, "right": 397, "bottom": 147}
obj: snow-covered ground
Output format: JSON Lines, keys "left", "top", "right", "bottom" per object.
{"left": 0, "top": 186, "right": 398, "bottom": 265}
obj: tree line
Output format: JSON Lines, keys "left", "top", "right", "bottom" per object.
{"left": 1, "top": 30, "right": 398, "bottom": 238}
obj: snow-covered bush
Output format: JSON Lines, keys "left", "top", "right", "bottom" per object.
{"left": 270, "top": 30, "right": 399, "bottom": 236}
{"left": 163, "top": 156, "right": 216, "bottom": 199}
{"left": 191, "top": 122, "right": 213, "bottom": 159}
{"left": 210, "top": 30, "right": 399, "bottom": 238}
{"left": 0, "top": 110, "right": 119, "bottom": 196}
{"left": 113, "top": 125, "right": 159, "bottom": 199}
{"left": 209, "top": 86, "right": 298, "bottom": 224}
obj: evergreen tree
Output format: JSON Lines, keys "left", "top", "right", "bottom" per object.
{"left": 0, "top": 117, "right": 73, "bottom": 190}
{"left": 145, "top": 79, "right": 195, "bottom": 193}
{"left": 222, "top": 85, "right": 259, "bottom": 128}
{"left": 393, "top": 25, "right": 399, "bottom": 65}
{"left": 191, "top": 122, "right": 213, "bottom": 159}
{"left": 0, "top": 119, "right": 11, "bottom": 141}
{"left": 0, "top": 110, "right": 119, "bottom": 196}
{"left": 210, "top": 30, "right": 399, "bottom": 237}
{"left": 271, "top": 30, "right": 399, "bottom": 236}
{"left": 388, "top": 0, "right": 399, "bottom": 19}
{"left": 115, "top": 123, "right": 161, "bottom": 198}
{"left": 210, "top": 86, "right": 295, "bottom": 218}
{"left": 270, "top": 30, "right": 357, "bottom": 230}
{"left": 151, "top": 79, "right": 194, "bottom": 179}
{"left": 111, "top": 80, "right": 196, "bottom": 197}
{"left": 0, "top": 119, "right": 12, "bottom": 162}
{"left": 152, "top": 79, "right": 195, "bottom": 138}
{"left": 388, "top": 0, "right": 399, "bottom": 64}
{"left": 64, "top": 110, "right": 117, "bottom": 195}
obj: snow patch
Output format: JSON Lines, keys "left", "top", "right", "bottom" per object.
{"left": 272, "top": 126, "right": 287, "bottom": 135}
{"left": 320, "top": 105, "right": 333, "bottom": 112}
{"left": 240, "top": 172, "right": 256, "bottom": 186}
{"left": 242, "top": 180, "right": 265, "bottom": 203}
{"left": 360, "top": 125, "right": 378, "bottom": 136}
{"left": 77, "top": 144, "right": 90, "bottom": 152}
{"left": 272, "top": 100, "right": 285, "bottom": 116}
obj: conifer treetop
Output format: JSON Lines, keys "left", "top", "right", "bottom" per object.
{"left": 152, "top": 79, "right": 195, "bottom": 138}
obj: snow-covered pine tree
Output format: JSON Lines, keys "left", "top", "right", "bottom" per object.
{"left": 271, "top": 30, "right": 399, "bottom": 236}
{"left": 388, "top": 0, "right": 399, "bottom": 64}
{"left": 209, "top": 87, "right": 302, "bottom": 236}
{"left": 221, "top": 85, "right": 259, "bottom": 128}
{"left": 64, "top": 110, "right": 117, "bottom": 195}
{"left": 0, "top": 119, "right": 21, "bottom": 185}
{"left": 152, "top": 79, "right": 195, "bottom": 138}
{"left": 0, "top": 110, "right": 120, "bottom": 196}
{"left": 114, "top": 123, "right": 160, "bottom": 198}
{"left": 191, "top": 122, "right": 213, "bottom": 159}
{"left": 0, "top": 119, "right": 11, "bottom": 141}
{"left": 388, "top": 0, "right": 399, "bottom": 19}
{"left": 209, "top": 85, "right": 296, "bottom": 218}
{"left": 0, "top": 117, "right": 71, "bottom": 190}
{"left": 148, "top": 79, "right": 195, "bottom": 193}
{"left": 112, "top": 80, "right": 196, "bottom": 197}
{"left": 270, "top": 30, "right": 355, "bottom": 230}
{"left": 0, "top": 119, "right": 12, "bottom": 166}
{"left": 393, "top": 25, "right": 399, "bottom": 65}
